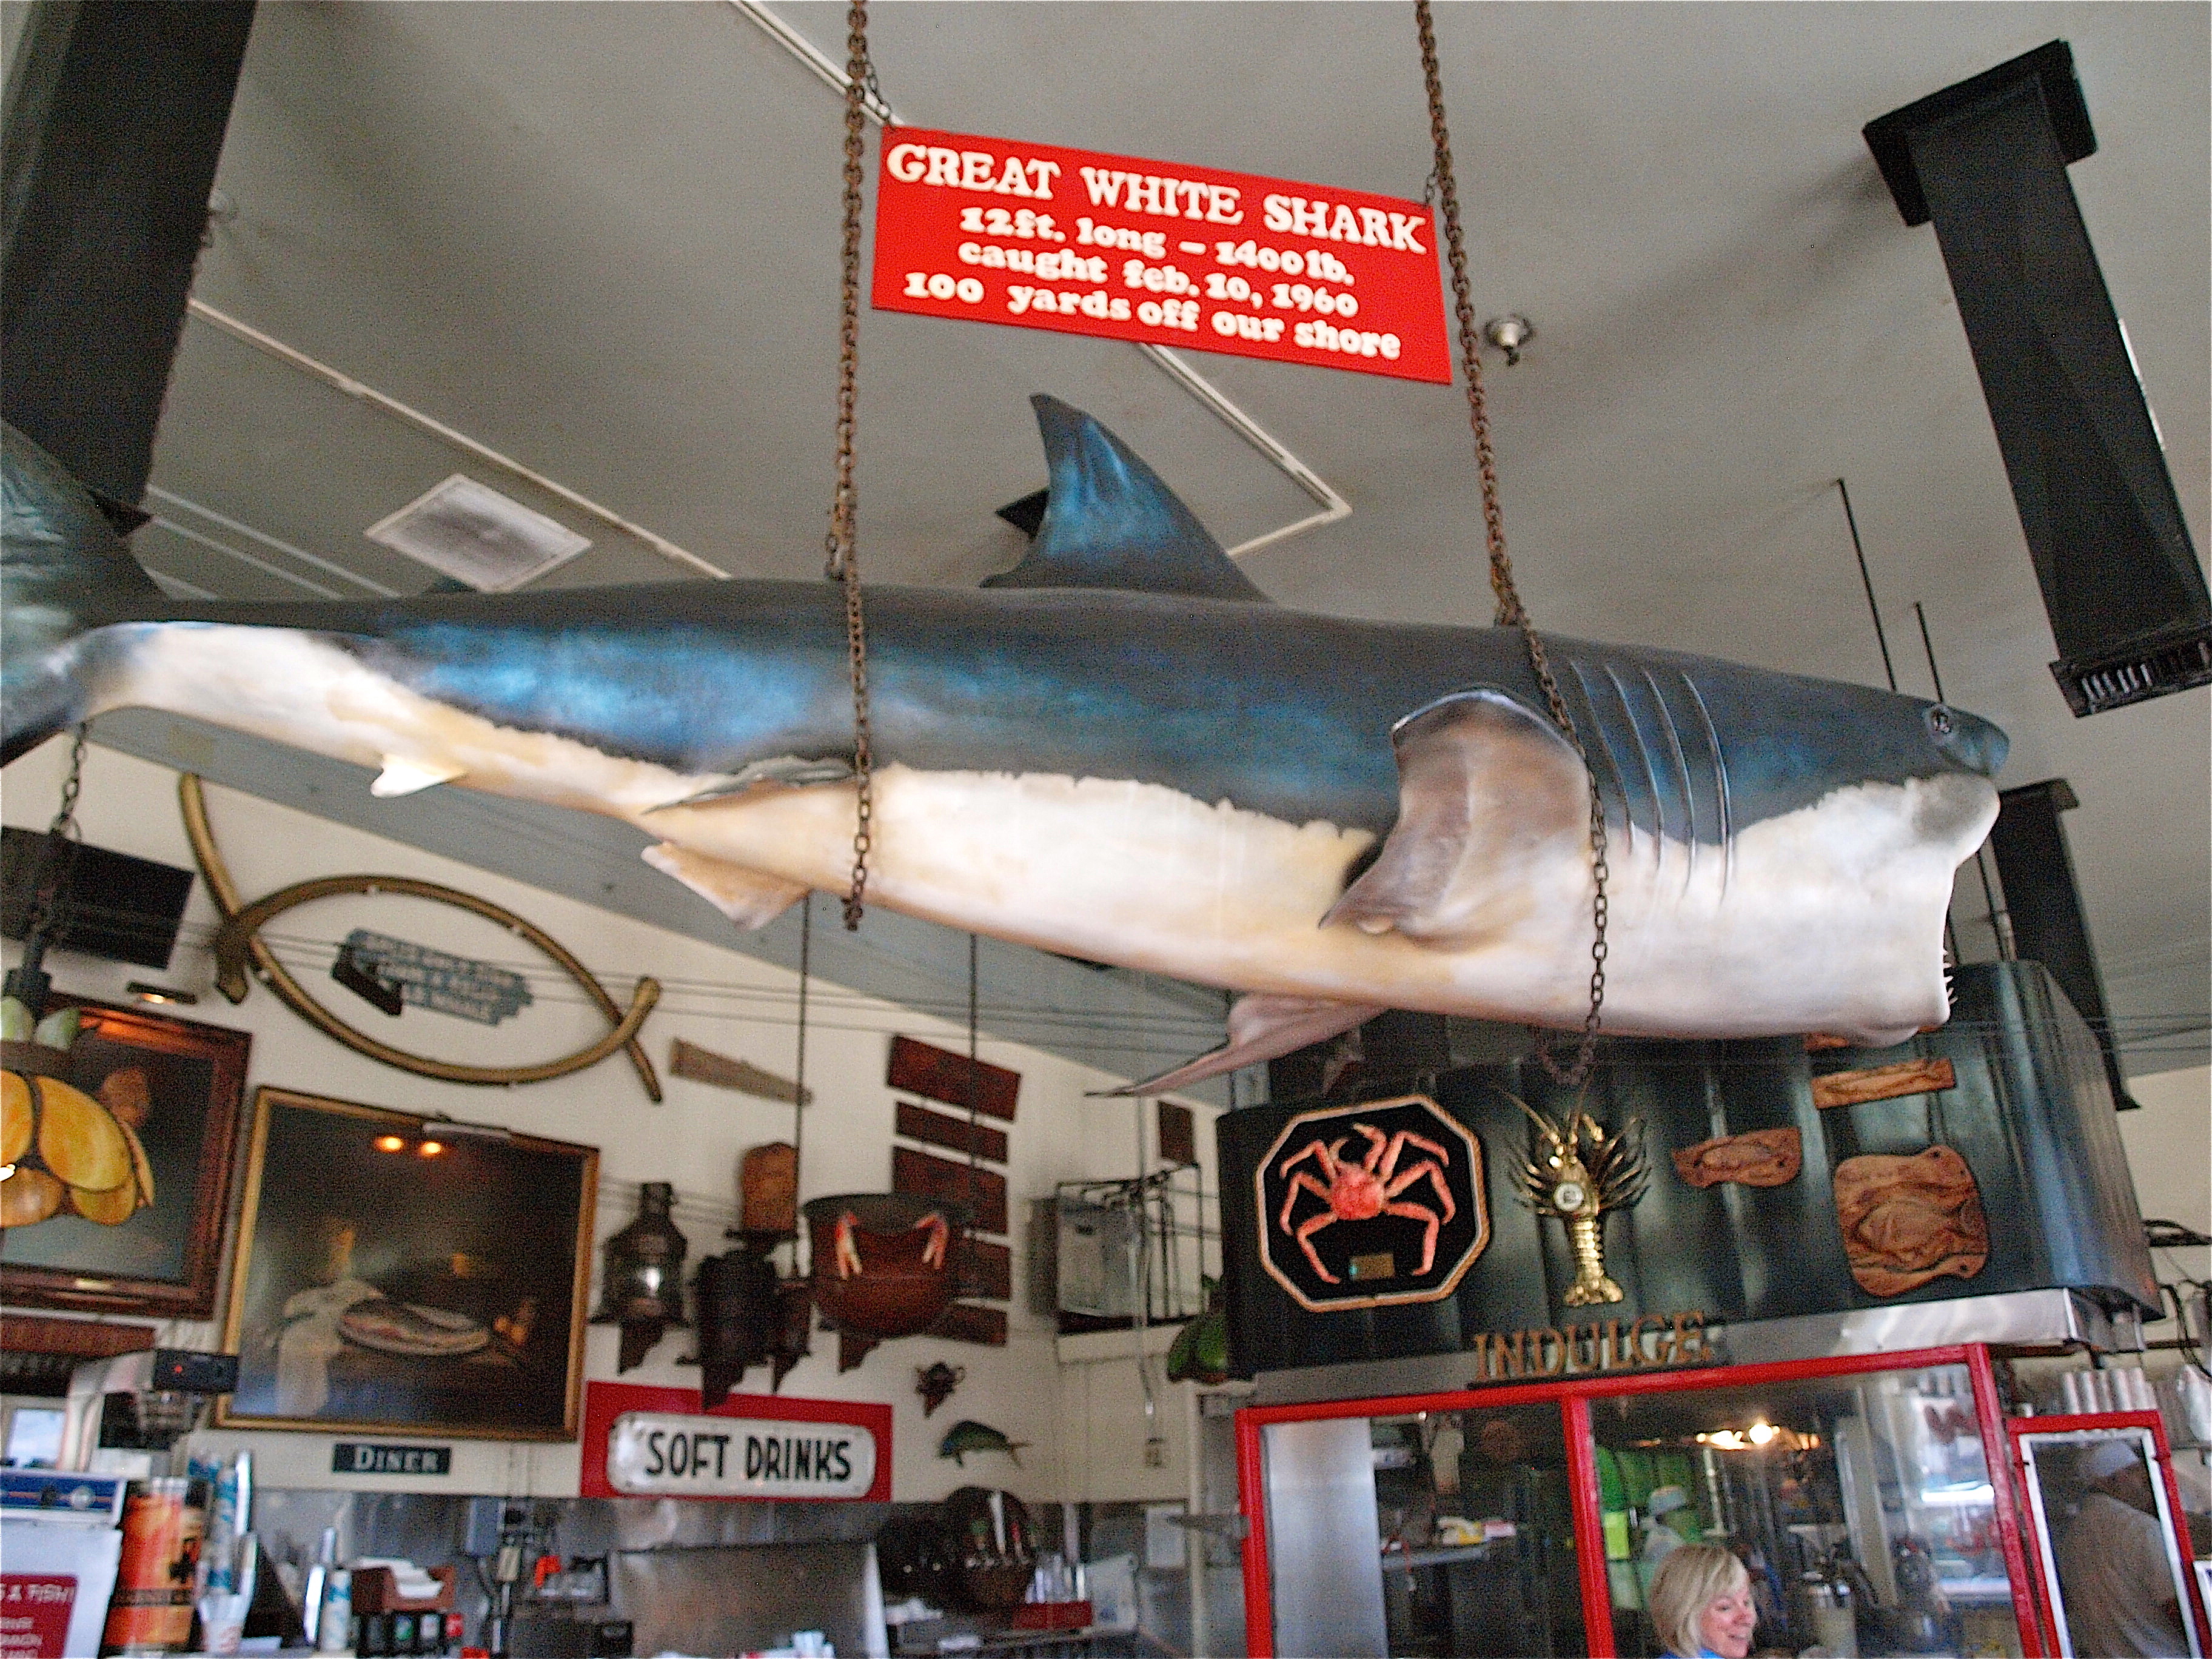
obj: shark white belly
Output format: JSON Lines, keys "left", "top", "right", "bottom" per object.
{"left": 649, "top": 762, "right": 1989, "bottom": 1046}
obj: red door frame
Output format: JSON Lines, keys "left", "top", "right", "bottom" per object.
{"left": 1235, "top": 1342, "right": 2047, "bottom": 1658}
{"left": 2003, "top": 1408, "right": 2212, "bottom": 1656}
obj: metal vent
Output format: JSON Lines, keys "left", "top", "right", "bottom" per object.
{"left": 1865, "top": 42, "right": 2211, "bottom": 719}
{"left": 365, "top": 474, "right": 591, "bottom": 591}
{"left": 2054, "top": 626, "right": 2212, "bottom": 718}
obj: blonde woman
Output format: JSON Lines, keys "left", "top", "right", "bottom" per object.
{"left": 1647, "top": 1543, "right": 1758, "bottom": 1659}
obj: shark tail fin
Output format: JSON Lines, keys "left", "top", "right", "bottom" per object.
{"left": 2, "top": 423, "right": 166, "bottom": 764}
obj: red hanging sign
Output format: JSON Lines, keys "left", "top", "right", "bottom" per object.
{"left": 872, "top": 128, "right": 1451, "bottom": 384}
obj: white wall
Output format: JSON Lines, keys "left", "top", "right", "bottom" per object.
{"left": 2, "top": 740, "right": 1221, "bottom": 1509}
{"left": 2119, "top": 1065, "right": 2211, "bottom": 1230}
{"left": 2119, "top": 1063, "right": 2211, "bottom": 1296}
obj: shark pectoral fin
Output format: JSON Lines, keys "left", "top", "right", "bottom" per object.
{"left": 1321, "top": 689, "right": 1588, "bottom": 945}
{"left": 642, "top": 843, "right": 809, "bottom": 930}
{"left": 1098, "top": 993, "right": 1386, "bottom": 1096}
{"left": 371, "top": 754, "right": 468, "bottom": 797}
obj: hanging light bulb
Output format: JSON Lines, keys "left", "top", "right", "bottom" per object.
{"left": 1748, "top": 1419, "right": 1777, "bottom": 1446}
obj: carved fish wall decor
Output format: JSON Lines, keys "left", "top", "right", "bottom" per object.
{"left": 1672, "top": 1127, "right": 1802, "bottom": 1189}
{"left": 1, "top": 403, "right": 2007, "bottom": 1087}
{"left": 938, "top": 1418, "right": 1026, "bottom": 1467}
{"left": 1832, "top": 1145, "right": 1989, "bottom": 1296}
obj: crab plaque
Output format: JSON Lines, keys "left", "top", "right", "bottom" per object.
{"left": 1255, "top": 1094, "right": 1487, "bottom": 1312}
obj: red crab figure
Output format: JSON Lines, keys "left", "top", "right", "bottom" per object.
{"left": 1278, "top": 1124, "right": 1455, "bottom": 1284}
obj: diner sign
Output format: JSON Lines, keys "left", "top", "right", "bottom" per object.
{"left": 331, "top": 1443, "right": 451, "bottom": 1476}
{"left": 1466, "top": 1310, "right": 1715, "bottom": 1385}
{"left": 873, "top": 127, "right": 1450, "bottom": 383}
{"left": 580, "top": 1382, "right": 891, "bottom": 1503}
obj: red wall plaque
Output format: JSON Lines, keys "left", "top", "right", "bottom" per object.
{"left": 873, "top": 128, "right": 1450, "bottom": 383}
{"left": 0, "top": 1576, "right": 79, "bottom": 1659}
{"left": 579, "top": 1382, "right": 892, "bottom": 1502}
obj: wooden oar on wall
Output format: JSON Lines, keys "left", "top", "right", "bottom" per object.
{"left": 669, "top": 1037, "right": 811, "bottom": 1106}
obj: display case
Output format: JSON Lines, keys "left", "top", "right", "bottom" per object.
{"left": 2007, "top": 1409, "right": 2207, "bottom": 1658}
{"left": 1234, "top": 1344, "right": 2212, "bottom": 1658}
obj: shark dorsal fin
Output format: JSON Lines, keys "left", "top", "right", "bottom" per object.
{"left": 982, "top": 395, "right": 1271, "bottom": 602}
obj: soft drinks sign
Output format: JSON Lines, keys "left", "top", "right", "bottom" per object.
{"left": 580, "top": 1382, "right": 892, "bottom": 1503}
{"left": 873, "top": 128, "right": 1451, "bottom": 384}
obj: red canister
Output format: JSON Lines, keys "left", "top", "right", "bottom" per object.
{"left": 101, "top": 1478, "right": 206, "bottom": 1654}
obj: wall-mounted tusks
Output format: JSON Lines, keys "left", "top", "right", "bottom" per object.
{"left": 179, "top": 774, "right": 662, "bottom": 1100}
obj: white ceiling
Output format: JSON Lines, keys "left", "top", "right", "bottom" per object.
{"left": 10, "top": 2, "right": 2207, "bottom": 1076}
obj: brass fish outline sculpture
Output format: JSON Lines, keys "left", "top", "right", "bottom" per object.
{"left": 2, "top": 400, "right": 2006, "bottom": 1088}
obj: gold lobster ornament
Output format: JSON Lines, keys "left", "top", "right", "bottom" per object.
{"left": 1509, "top": 1093, "right": 1649, "bottom": 1305}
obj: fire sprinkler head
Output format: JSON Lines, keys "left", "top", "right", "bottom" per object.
{"left": 1483, "top": 315, "right": 1536, "bottom": 365}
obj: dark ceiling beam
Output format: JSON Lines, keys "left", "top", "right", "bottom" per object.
{"left": 1865, "top": 41, "right": 2211, "bottom": 719}
{"left": 1, "top": 0, "right": 256, "bottom": 515}
{"left": 1988, "top": 779, "right": 2142, "bottom": 1110}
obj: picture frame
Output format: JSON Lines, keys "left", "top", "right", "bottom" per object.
{"left": 1, "top": 999, "right": 252, "bottom": 1318}
{"left": 218, "top": 1087, "right": 598, "bottom": 1440}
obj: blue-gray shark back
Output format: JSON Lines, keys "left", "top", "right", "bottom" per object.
{"left": 1, "top": 404, "right": 2006, "bottom": 1084}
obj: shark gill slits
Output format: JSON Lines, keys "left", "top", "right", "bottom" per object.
{"left": 1639, "top": 665, "right": 1700, "bottom": 885}
{"left": 1574, "top": 659, "right": 1735, "bottom": 868}
{"left": 1677, "top": 669, "right": 1734, "bottom": 894}
{"left": 1602, "top": 663, "right": 1671, "bottom": 867}
{"left": 1565, "top": 659, "right": 1638, "bottom": 853}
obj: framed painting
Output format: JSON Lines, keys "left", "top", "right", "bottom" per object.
{"left": 218, "top": 1087, "right": 597, "bottom": 1440}
{"left": 1, "top": 999, "right": 251, "bottom": 1317}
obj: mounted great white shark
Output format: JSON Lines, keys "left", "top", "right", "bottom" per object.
{"left": 1, "top": 401, "right": 2006, "bottom": 1088}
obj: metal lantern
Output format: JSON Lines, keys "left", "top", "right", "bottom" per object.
{"left": 592, "top": 1181, "right": 688, "bottom": 1372}
{"left": 692, "top": 1247, "right": 777, "bottom": 1410}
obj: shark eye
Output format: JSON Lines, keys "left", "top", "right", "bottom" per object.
{"left": 1928, "top": 706, "right": 1955, "bottom": 737}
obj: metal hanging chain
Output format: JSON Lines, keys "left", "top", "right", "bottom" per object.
{"left": 1415, "top": 0, "right": 1610, "bottom": 1087}
{"left": 791, "top": 893, "right": 813, "bottom": 1265}
{"left": 964, "top": 932, "right": 980, "bottom": 1255}
{"left": 19, "top": 727, "right": 90, "bottom": 953}
{"left": 824, "top": 0, "right": 877, "bottom": 931}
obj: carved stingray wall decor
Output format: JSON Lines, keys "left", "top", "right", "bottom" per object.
{"left": 1672, "top": 1127, "right": 1801, "bottom": 1189}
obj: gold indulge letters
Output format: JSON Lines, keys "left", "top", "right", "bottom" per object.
{"left": 1466, "top": 1311, "right": 1709, "bottom": 1384}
